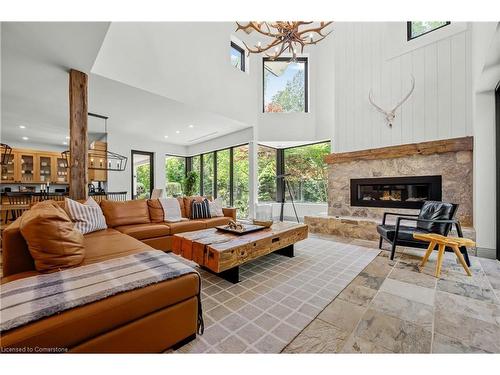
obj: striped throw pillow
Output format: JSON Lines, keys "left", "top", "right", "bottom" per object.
{"left": 65, "top": 197, "right": 108, "bottom": 234}
{"left": 191, "top": 198, "right": 211, "bottom": 219}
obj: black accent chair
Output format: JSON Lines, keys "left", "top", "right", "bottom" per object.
{"left": 377, "top": 201, "right": 471, "bottom": 266}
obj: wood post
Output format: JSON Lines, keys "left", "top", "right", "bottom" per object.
{"left": 69, "top": 69, "right": 88, "bottom": 200}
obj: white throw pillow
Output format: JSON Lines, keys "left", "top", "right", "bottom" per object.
{"left": 159, "top": 198, "right": 186, "bottom": 223}
{"left": 65, "top": 197, "right": 107, "bottom": 234}
{"left": 208, "top": 198, "right": 224, "bottom": 217}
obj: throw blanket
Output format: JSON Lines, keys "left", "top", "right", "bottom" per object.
{"left": 0, "top": 251, "right": 204, "bottom": 334}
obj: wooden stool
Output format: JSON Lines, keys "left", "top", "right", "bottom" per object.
{"left": 413, "top": 233, "right": 473, "bottom": 278}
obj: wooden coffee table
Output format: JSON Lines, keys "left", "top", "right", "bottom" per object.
{"left": 172, "top": 222, "right": 308, "bottom": 283}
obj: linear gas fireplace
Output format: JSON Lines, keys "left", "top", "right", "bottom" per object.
{"left": 350, "top": 175, "right": 442, "bottom": 209}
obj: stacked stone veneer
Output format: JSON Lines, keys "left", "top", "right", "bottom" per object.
{"left": 305, "top": 138, "right": 474, "bottom": 240}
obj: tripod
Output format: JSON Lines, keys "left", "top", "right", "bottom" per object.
{"left": 277, "top": 174, "right": 300, "bottom": 223}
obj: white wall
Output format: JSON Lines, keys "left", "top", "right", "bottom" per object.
{"left": 186, "top": 127, "right": 253, "bottom": 155}
{"left": 93, "top": 23, "right": 258, "bottom": 128}
{"left": 255, "top": 46, "right": 335, "bottom": 143}
{"left": 315, "top": 35, "right": 336, "bottom": 142}
{"left": 473, "top": 91, "right": 496, "bottom": 251}
{"left": 333, "top": 22, "right": 472, "bottom": 152}
{"left": 256, "top": 52, "right": 318, "bottom": 142}
{"left": 470, "top": 22, "right": 500, "bottom": 253}
{"left": 0, "top": 22, "right": 2, "bottom": 140}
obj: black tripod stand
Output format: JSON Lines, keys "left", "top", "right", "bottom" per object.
{"left": 277, "top": 174, "right": 300, "bottom": 223}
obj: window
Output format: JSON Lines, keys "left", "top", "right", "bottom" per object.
{"left": 186, "top": 144, "right": 249, "bottom": 218}
{"left": 131, "top": 150, "right": 154, "bottom": 200}
{"left": 202, "top": 152, "right": 214, "bottom": 198}
{"left": 407, "top": 22, "right": 450, "bottom": 40}
{"left": 216, "top": 149, "right": 231, "bottom": 207}
{"left": 284, "top": 142, "right": 330, "bottom": 203}
{"left": 165, "top": 155, "right": 185, "bottom": 197}
{"left": 258, "top": 145, "right": 277, "bottom": 202}
{"left": 233, "top": 145, "right": 249, "bottom": 218}
{"left": 263, "top": 57, "right": 308, "bottom": 113}
{"left": 230, "top": 41, "right": 245, "bottom": 72}
{"left": 191, "top": 155, "right": 201, "bottom": 195}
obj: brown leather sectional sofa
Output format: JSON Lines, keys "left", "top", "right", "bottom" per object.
{"left": 0, "top": 197, "right": 236, "bottom": 353}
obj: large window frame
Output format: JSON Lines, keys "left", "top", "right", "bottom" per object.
{"left": 407, "top": 21, "right": 450, "bottom": 41}
{"left": 182, "top": 140, "right": 329, "bottom": 214}
{"left": 258, "top": 140, "right": 331, "bottom": 205}
{"left": 131, "top": 150, "right": 155, "bottom": 200}
{"left": 262, "top": 57, "right": 309, "bottom": 113}
{"left": 230, "top": 41, "right": 246, "bottom": 72}
{"left": 165, "top": 154, "right": 187, "bottom": 197}
{"left": 186, "top": 143, "right": 248, "bottom": 208}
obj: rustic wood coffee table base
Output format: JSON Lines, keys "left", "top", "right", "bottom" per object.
{"left": 172, "top": 222, "right": 307, "bottom": 283}
{"left": 208, "top": 243, "right": 295, "bottom": 283}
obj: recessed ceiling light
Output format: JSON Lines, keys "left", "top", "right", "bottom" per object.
{"left": 175, "top": 130, "right": 180, "bottom": 134}
{"left": 22, "top": 136, "right": 29, "bottom": 140}
{"left": 19, "top": 125, "right": 26, "bottom": 129}
{"left": 164, "top": 135, "right": 169, "bottom": 139}
{"left": 188, "top": 124, "right": 194, "bottom": 128}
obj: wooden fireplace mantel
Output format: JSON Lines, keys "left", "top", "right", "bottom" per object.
{"left": 325, "top": 136, "right": 473, "bottom": 164}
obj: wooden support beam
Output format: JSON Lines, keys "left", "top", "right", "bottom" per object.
{"left": 324, "top": 136, "right": 473, "bottom": 164}
{"left": 69, "top": 69, "right": 88, "bottom": 200}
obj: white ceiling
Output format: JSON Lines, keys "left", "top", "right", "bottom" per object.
{"left": 89, "top": 73, "right": 249, "bottom": 145}
{"left": 1, "top": 22, "right": 252, "bottom": 149}
{"left": 1, "top": 22, "right": 110, "bottom": 148}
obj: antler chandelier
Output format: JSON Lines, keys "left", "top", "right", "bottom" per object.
{"left": 235, "top": 21, "right": 333, "bottom": 60}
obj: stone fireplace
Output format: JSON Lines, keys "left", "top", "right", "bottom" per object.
{"left": 304, "top": 137, "right": 474, "bottom": 241}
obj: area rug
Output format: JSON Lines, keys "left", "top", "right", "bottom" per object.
{"left": 176, "top": 237, "right": 380, "bottom": 353}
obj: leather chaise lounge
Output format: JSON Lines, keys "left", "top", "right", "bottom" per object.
{"left": 0, "top": 197, "right": 236, "bottom": 353}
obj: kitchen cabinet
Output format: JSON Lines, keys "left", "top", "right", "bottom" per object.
{"left": 1, "top": 148, "right": 69, "bottom": 184}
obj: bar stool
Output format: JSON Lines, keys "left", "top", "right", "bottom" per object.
{"left": 413, "top": 233, "right": 473, "bottom": 278}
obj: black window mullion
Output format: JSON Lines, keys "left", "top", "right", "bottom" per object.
{"left": 229, "top": 147, "right": 234, "bottom": 207}
{"left": 213, "top": 151, "right": 218, "bottom": 199}
{"left": 200, "top": 153, "right": 204, "bottom": 196}
{"left": 276, "top": 148, "right": 285, "bottom": 203}
{"left": 185, "top": 156, "right": 191, "bottom": 178}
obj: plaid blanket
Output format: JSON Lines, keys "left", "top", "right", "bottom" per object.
{"left": 0, "top": 250, "right": 204, "bottom": 334}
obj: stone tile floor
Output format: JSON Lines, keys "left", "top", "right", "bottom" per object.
{"left": 283, "top": 234, "right": 500, "bottom": 353}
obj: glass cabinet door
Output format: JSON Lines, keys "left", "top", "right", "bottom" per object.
{"left": 19, "top": 153, "right": 35, "bottom": 182}
{"left": 56, "top": 157, "right": 69, "bottom": 183}
{"left": 1, "top": 153, "right": 16, "bottom": 183}
{"left": 39, "top": 156, "right": 52, "bottom": 182}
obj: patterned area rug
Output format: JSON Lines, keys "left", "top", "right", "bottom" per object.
{"left": 176, "top": 237, "right": 380, "bottom": 353}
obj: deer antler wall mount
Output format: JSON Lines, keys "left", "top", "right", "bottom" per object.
{"left": 235, "top": 21, "right": 333, "bottom": 60}
{"left": 368, "top": 75, "right": 415, "bottom": 127}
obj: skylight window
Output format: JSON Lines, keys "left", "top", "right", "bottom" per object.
{"left": 263, "top": 57, "right": 308, "bottom": 113}
{"left": 407, "top": 21, "right": 450, "bottom": 40}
